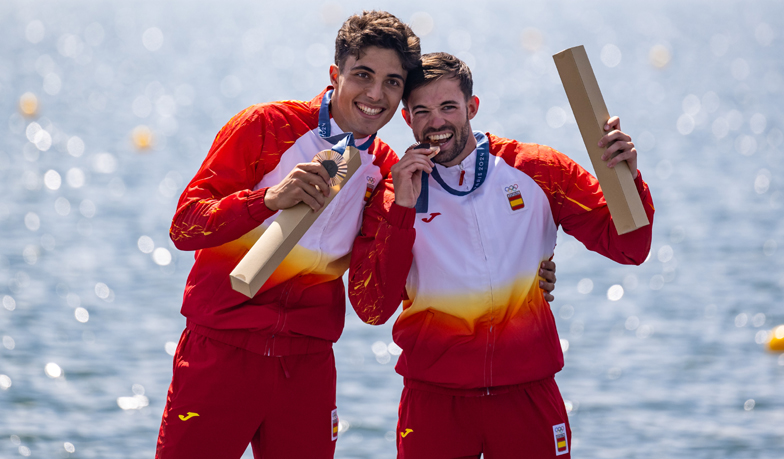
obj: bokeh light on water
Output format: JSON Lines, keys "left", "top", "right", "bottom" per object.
{"left": 44, "top": 362, "right": 62, "bottom": 379}
{"left": 0, "top": 0, "right": 782, "bottom": 458}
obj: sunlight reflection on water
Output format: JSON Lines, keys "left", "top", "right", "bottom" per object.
{"left": 0, "top": 1, "right": 783, "bottom": 458}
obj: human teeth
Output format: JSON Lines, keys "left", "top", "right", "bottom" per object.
{"left": 357, "top": 103, "right": 382, "bottom": 115}
{"left": 428, "top": 133, "right": 452, "bottom": 142}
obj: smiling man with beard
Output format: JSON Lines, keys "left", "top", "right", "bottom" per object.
{"left": 348, "top": 52, "right": 655, "bottom": 458}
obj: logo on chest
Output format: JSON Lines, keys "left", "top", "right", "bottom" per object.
{"left": 504, "top": 184, "right": 525, "bottom": 211}
{"left": 421, "top": 212, "right": 441, "bottom": 223}
{"left": 364, "top": 176, "right": 376, "bottom": 202}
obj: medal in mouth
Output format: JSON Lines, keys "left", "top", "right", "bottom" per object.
{"left": 429, "top": 132, "right": 453, "bottom": 148}
{"left": 413, "top": 139, "right": 442, "bottom": 159}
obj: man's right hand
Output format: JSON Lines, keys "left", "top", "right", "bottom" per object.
{"left": 264, "top": 163, "right": 332, "bottom": 212}
{"left": 391, "top": 145, "right": 434, "bottom": 208}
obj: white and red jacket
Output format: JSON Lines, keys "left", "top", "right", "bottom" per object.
{"left": 170, "top": 88, "right": 397, "bottom": 355}
{"left": 349, "top": 132, "right": 655, "bottom": 389}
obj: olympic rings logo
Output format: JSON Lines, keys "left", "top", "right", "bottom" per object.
{"left": 366, "top": 176, "right": 376, "bottom": 185}
{"left": 504, "top": 184, "right": 519, "bottom": 193}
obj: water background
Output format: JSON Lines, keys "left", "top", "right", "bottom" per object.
{"left": 1, "top": 0, "right": 783, "bottom": 457}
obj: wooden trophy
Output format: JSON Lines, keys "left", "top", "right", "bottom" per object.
{"left": 553, "top": 45, "right": 649, "bottom": 235}
{"left": 230, "top": 145, "right": 362, "bottom": 298}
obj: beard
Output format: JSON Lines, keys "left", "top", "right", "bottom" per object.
{"left": 425, "top": 119, "right": 473, "bottom": 165}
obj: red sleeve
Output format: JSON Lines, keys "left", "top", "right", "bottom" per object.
{"left": 492, "top": 137, "right": 654, "bottom": 265}
{"left": 348, "top": 179, "right": 416, "bottom": 325}
{"left": 169, "top": 106, "right": 278, "bottom": 251}
{"left": 558, "top": 166, "right": 655, "bottom": 265}
{"left": 550, "top": 149, "right": 655, "bottom": 265}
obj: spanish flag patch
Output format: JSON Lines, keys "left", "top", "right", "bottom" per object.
{"left": 553, "top": 423, "right": 568, "bottom": 455}
{"left": 364, "top": 177, "right": 376, "bottom": 202}
{"left": 331, "top": 409, "right": 339, "bottom": 441}
{"left": 505, "top": 184, "right": 524, "bottom": 211}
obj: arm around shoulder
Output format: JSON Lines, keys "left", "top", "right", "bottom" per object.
{"left": 348, "top": 179, "right": 416, "bottom": 325}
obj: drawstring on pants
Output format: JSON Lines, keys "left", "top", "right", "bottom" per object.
{"left": 279, "top": 356, "right": 290, "bottom": 379}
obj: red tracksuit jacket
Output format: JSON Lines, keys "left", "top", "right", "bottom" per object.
{"left": 170, "top": 88, "right": 397, "bottom": 355}
{"left": 349, "top": 133, "right": 655, "bottom": 388}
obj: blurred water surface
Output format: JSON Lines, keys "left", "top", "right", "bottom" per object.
{"left": 1, "top": 1, "right": 783, "bottom": 458}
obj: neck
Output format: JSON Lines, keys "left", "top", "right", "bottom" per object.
{"left": 440, "top": 131, "right": 477, "bottom": 168}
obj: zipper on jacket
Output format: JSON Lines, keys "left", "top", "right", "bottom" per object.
{"left": 468, "top": 192, "right": 497, "bottom": 387}
{"left": 266, "top": 278, "right": 296, "bottom": 355}
{"left": 265, "top": 335, "right": 275, "bottom": 357}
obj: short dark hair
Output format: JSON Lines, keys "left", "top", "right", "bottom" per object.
{"left": 403, "top": 52, "right": 473, "bottom": 106}
{"left": 334, "top": 11, "right": 421, "bottom": 72}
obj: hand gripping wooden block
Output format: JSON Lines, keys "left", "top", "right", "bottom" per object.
{"left": 553, "top": 45, "right": 649, "bottom": 235}
{"left": 229, "top": 145, "right": 362, "bottom": 298}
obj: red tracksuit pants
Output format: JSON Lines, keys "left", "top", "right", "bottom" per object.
{"left": 396, "top": 377, "right": 571, "bottom": 459}
{"left": 155, "top": 329, "right": 337, "bottom": 458}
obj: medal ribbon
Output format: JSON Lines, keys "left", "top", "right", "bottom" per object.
{"left": 415, "top": 131, "right": 489, "bottom": 213}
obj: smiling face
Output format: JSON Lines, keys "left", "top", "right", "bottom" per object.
{"left": 329, "top": 46, "right": 407, "bottom": 139}
{"left": 402, "top": 76, "right": 479, "bottom": 167}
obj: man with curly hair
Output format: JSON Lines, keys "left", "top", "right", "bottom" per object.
{"left": 155, "top": 11, "right": 420, "bottom": 459}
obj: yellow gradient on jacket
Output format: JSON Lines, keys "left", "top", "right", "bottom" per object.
{"left": 219, "top": 224, "right": 348, "bottom": 291}
{"left": 399, "top": 274, "right": 546, "bottom": 333}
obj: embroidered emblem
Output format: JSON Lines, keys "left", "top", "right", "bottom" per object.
{"left": 421, "top": 212, "right": 441, "bottom": 223}
{"left": 364, "top": 176, "right": 376, "bottom": 202}
{"left": 331, "top": 409, "right": 339, "bottom": 441}
{"left": 178, "top": 412, "right": 199, "bottom": 421}
{"left": 400, "top": 428, "right": 413, "bottom": 438}
{"left": 553, "top": 423, "right": 568, "bottom": 455}
{"left": 505, "top": 184, "right": 524, "bottom": 211}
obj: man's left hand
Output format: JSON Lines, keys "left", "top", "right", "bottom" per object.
{"left": 539, "top": 260, "right": 557, "bottom": 302}
{"left": 598, "top": 116, "right": 638, "bottom": 179}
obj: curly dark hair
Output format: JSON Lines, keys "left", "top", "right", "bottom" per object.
{"left": 334, "top": 10, "right": 421, "bottom": 72}
{"left": 403, "top": 52, "right": 473, "bottom": 106}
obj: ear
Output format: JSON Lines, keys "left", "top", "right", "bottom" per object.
{"left": 329, "top": 64, "right": 340, "bottom": 87}
{"left": 401, "top": 108, "right": 412, "bottom": 127}
{"left": 467, "top": 96, "right": 479, "bottom": 121}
